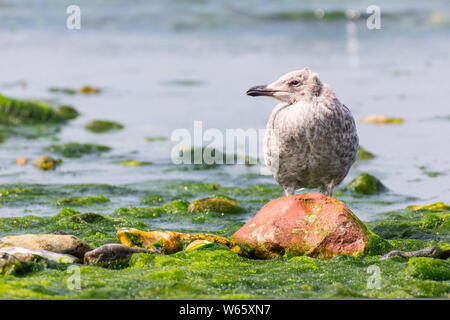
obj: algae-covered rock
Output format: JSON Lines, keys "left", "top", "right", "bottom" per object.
{"left": 47, "top": 142, "right": 111, "bottom": 158}
{"left": 0, "top": 246, "right": 79, "bottom": 264}
{"left": 56, "top": 195, "right": 110, "bottom": 207}
{"left": 145, "top": 136, "right": 167, "bottom": 142}
{"left": 48, "top": 87, "right": 77, "bottom": 95}
{"left": 356, "top": 146, "right": 375, "bottom": 160}
{"left": 15, "top": 157, "right": 28, "bottom": 166}
{"left": 361, "top": 115, "right": 404, "bottom": 124}
{"left": 232, "top": 193, "right": 386, "bottom": 259}
{"left": 84, "top": 120, "right": 124, "bottom": 133}
{"left": 69, "top": 212, "right": 106, "bottom": 224}
{"left": 403, "top": 257, "right": 450, "bottom": 281}
{"left": 84, "top": 244, "right": 149, "bottom": 267}
{"left": 379, "top": 246, "right": 444, "bottom": 261}
{"left": 115, "top": 160, "right": 153, "bottom": 167}
{"left": 161, "top": 200, "right": 190, "bottom": 215}
{"left": 346, "top": 173, "right": 387, "bottom": 195}
{"left": 407, "top": 202, "right": 450, "bottom": 212}
{"left": 0, "top": 234, "right": 93, "bottom": 259}
{"left": 117, "top": 228, "right": 182, "bottom": 254}
{"left": 56, "top": 105, "right": 79, "bottom": 120}
{"left": 32, "top": 155, "right": 61, "bottom": 170}
{"left": 113, "top": 206, "right": 163, "bottom": 219}
{"left": 421, "top": 213, "right": 448, "bottom": 230}
{"left": 177, "top": 146, "right": 225, "bottom": 169}
{"left": 0, "top": 94, "right": 66, "bottom": 126}
{"left": 49, "top": 86, "right": 101, "bottom": 95}
{"left": 184, "top": 240, "right": 214, "bottom": 251}
{"left": 369, "top": 202, "right": 450, "bottom": 241}
{"left": 78, "top": 85, "right": 101, "bottom": 94}
{"left": 0, "top": 253, "right": 24, "bottom": 275}
{"left": 187, "top": 196, "right": 242, "bottom": 214}
{"left": 0, "top": 187, "right": 32, "bottom": 198}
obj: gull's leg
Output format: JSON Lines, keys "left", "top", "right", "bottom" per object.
{"left": 325, "top": 182, "right": 335, "bottom": 196}
{"left": 283, "top": 185, "right": 296, "bottom": 196}
{"left": 320, "top": 182, "right": 334, "bottom": 196}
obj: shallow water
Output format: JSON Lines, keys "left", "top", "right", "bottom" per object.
{"left": 0, "top": 0, "right": 449, "bottom": 225}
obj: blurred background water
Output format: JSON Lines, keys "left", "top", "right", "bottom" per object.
{"left": 0, "top": 0, "right": 449, "bottom": 220}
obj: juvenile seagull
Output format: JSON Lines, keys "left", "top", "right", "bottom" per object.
{"left": 246, "top": 67, "right": 359, "bottom": 196}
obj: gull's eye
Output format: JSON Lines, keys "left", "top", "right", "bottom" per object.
{"left": 289, "top": 80, "right": 300, "bottom": 86}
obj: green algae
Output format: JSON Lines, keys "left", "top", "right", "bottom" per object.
{"left": 56, "top": 195, "right": 110, "bottom": 207}
{"left": 47, "top": 142, "right": 111, "bottom": 158}
{"left": 161, "top": 200, "right": 190, "bottom": 215}
{"left": 356, "top": 146, "right": 375, "bottom": 160}
{"left": 69, "top": 212, "right": 106, "bottom": 224}
{"left": 346, "top": 173, "right": 388, "bottom": 195}
{"left": 418, "top": 165, "right": 446, "bottom": 178}
{"left": 161, "top": 79, "right": 204, "bottom": 87}
{"left": 84, "top": 120, "right": 124, "bottom": 133}
{"left": 364, "top": 231, "right": 393, "bottom": 256}
{"left": 145, "top": 136, "right": 167, "bottom": 142}
{"left": 0, "top": 94, "right": 66, "bottom": 126}
{"left": 368, "top": 203, "right": 450, "bottom": 242}
{"left": 0, "top": 187, "right": 32, "bottom": 199}
{"left": 112, "top": 206, "right": 163, "bottom": 219}
{"left": 32, "top": 155, "right": 61, "bottom": 171}
{"left": 0, "top": 254, "right": 25, "bottom": 276}
{"left": 188, "top": 196, "right": 242, "bottom": 214}
{"left": 49, "top": 86, "right": 101, "bottom": 95}
{"left": 48, "top": 87, "right": 77, "bottom": 95}
{"left": 408, "top": 202, "right": 450, "bottom": 212}
{"left": 114, "top": 160, "right": 153, "bottom": 167}
{"left": 0, "top": 180, "right": 449, "bottom": 298}
{"left": 56, "top": 105, "right": 79, "bottom": 120}
{"left": 1, "top": 241, "right": 449, "bottom": 298}
{"left": 140, "top": 194, "right": 165, "bottom": 205}
{"left": 404, "top": 257, "right": 450, "bottom": 281}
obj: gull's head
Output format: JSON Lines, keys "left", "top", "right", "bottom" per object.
{"left": 246, "top": 67, "right": 323, "bottom": 104}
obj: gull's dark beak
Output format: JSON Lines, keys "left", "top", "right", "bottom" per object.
{"left": 246, "top": 85, "right": 276, "bottom": 97}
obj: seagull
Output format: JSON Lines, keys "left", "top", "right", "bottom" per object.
{"left": 246, "top": 67, "right": 359, "bottom": 196}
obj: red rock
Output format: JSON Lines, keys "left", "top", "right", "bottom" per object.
{"left": 232, "top": 193, "right": 371, "bottom": 259}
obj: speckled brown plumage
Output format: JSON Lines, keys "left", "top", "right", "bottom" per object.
{"left": 247, "top": 68, "right": 359, "bottom": 196}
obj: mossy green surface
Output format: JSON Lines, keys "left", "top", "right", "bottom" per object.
{"left": 188, "top": 196, "right": 242, "bottom": 214}
{"left": 114, "top": 160, "right": 153, "bottom": 167}
{"left": 0, "top": 94, "right": 66, "bottom": 126}
{"left": 56, "top": 105, "right": 79, "bottom": 120}
{"left": 84, "top": 120, "right": 124, "bottom": 133}
{"left": 368, "top": 202, "right": 450, "bottom": 242}
{"left": 56, "top": 195, "right": 110, "bottom": 207}
{"left": 0, "top": 243, "right": 448, "bottom": 298}
{"left": 0, "top": 181, "right": 448, "bottom": 298}
{"left": 47, "top": 143, "right": 111, "bottom": 158}
{"left": 403, "top": 257, "right": 450, "bottom": 281}
{"left": 356, "top": 146, "right": 375, "bottom": 160}
{"left": 346, "top": 173, "right": 387, "bottom": 195}
{"left": 145, "top": 136, "right": 167, "bottom": 142}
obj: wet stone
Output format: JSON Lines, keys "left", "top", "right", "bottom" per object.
{"left": 0, "top": 253, "right": 24, "bottom": 276}
{"left": 0, "top": 246, "right": 79, "bottom": 264}
{"left": 232, "top": 193, "right": 382, "bottom": 259}
{"left": 0, "top": 234, "right": 94, "bottom": 259}
{"left": 84, "top": 244, "right": 149, "bottom": 266}
{"left": 32, "top": 155, "right": 61, "bottom": 171}
{"left": 187, "top": 196, "right": 242, "bottom": 214}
